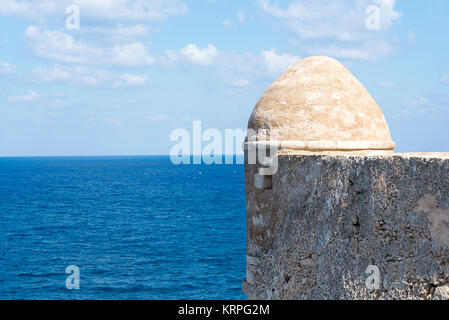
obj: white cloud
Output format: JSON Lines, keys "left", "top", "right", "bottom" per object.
{"left": 0, "top": 61, "right": 16, "bottom": 74}
{"left": 260, "top": 0, "right": 363, "bottom": 41}
{"left": 306, "top": 40, "right": 394, "bottom": 61}
{"left": 8, "top": 90, "right": 40, "bottom": 102}
{"left": 110, "top": 42, "right": 155, "bottom": 67}
{"left": 0, "top": 0, "right": 187, "bottom": 22}
{"left": 26, "top": 26, "right": 154, "bottom": 67}
{"left": 401, "top": 96, "right": 432, "bottom": 108}
{"left": 80, "top": 24, "right": 150, "bottom": 38}
{"left": 167, "top": 44, "right": 219, "bottom": 66}
{"left": 26, "top": 26, "right": 103, "bottom": 64}
{"left": 113, "top": 74, "right": 148, "bottom": 87}
{"left": 7, "top": 90, "right": 69, "bottom": 108}
{"left": 32, "top": 65, "right": 148, "bottom": 88}
{"left": 0, "top": 0, "right": 57, "bottom": 21}
{"left": 217, "top": 49, "right": 300, "bottom": 88}
{"left": 259, "top": 0, "right": 401, "bottom": 61}
{"left": 180, "top": 44, "right": 219, "bottom": 66}
{"left": 230, "top": 79, "right": 251, "bottom": 88}
{"left": 260, "top": 0, "right": 400, "bottom": 37}
{"left": 263, "top": 49, "right": 300, "bottom": 74}
{"left": 166, "top": 45, "right": 299, "bottom": 89}
{"left": 33, "top": 65, "right": 110, "bottom": 85}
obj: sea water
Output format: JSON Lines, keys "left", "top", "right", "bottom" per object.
{"left": 0, "top": 156, "right": 246, "bottom": 300}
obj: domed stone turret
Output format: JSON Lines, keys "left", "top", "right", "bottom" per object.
{"left": 247, "top": 56, "right": 395, "bottom": 152}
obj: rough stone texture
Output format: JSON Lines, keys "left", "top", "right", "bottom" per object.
{"left": 243, "top": 153, "right": 449, "bottom": 300}
{"left": 243, "top": 55, "right": 448, "bottom": 300}
{"left": 432, "top": 285, "right": 449, "bottom": 300}
{"left": 247, "top": 56, "right": 393, "bottom": 145}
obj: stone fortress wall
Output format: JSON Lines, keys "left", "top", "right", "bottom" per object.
{"left": 242, "top": 57, "right": 449, "bottom": 300}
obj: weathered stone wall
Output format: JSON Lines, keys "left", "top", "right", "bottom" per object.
{"left": 243, "top": 152, "right": 449, "bottom": 300}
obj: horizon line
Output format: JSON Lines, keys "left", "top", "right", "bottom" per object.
{"left": 0, "top": 154, "right": 246, "bottom": 158}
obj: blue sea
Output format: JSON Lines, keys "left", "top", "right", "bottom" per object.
{"left": 0, "top": 156, "right": 247, "bottom": 300}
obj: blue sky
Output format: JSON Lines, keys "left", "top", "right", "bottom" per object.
{"left": 0, "top": 0, "right": 448, "bottom": 156}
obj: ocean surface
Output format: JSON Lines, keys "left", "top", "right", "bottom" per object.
{"left": 0, "top": 156, "right": 247, "bottom": 300}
